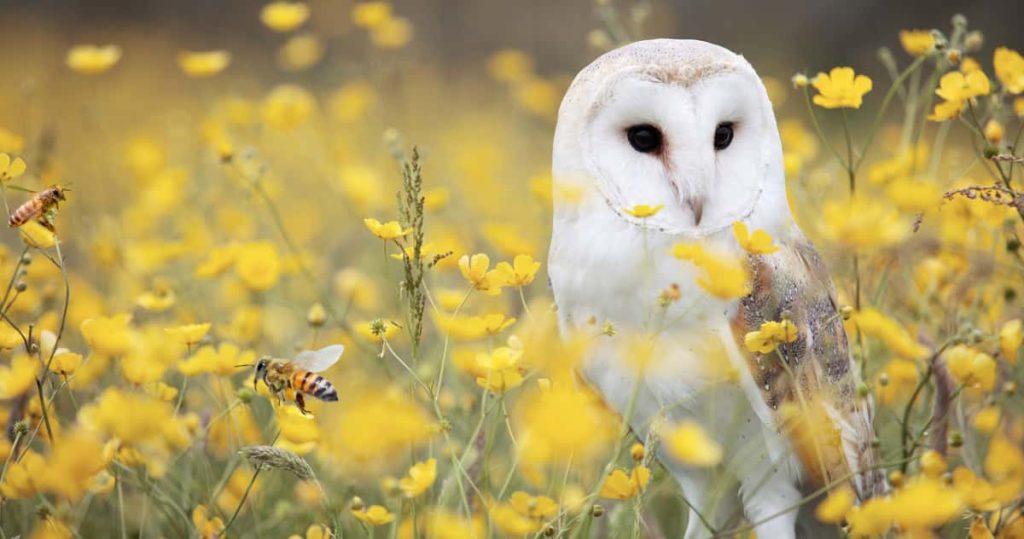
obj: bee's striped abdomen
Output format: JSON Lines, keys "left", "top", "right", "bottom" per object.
{"left": 8, "top": 200, "right": 40, "bottom": 228}
{"left": 291, "top": 371, "right": 339, "bottom": 402}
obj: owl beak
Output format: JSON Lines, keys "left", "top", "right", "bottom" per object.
{"left": 685, "top": 196, "right": 705, "bottom": 226}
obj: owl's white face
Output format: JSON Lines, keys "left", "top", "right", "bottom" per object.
{"left": 555, "top": 40, "right": 787, "bottom": 237}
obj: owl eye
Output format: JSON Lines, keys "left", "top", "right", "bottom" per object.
{"left": 713, "top": 122, "right": 734, "bottom": 151}
{"left": 626, "top": 124, "right": 663, "bottom": 153}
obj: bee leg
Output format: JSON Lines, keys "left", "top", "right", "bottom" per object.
{"left": 38, "top": 218, "right": 55, "bottom": 232}
{"left": 295, "top": 393, "right": 309, "bottom": 415}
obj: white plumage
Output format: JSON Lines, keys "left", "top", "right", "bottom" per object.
{"left": 548, "top": 39, "right": 883, "bottom": 538}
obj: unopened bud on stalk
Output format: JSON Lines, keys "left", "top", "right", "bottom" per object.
{"left": 791, "top": 74, "right": 809, "bottom": 88}
{"left": 856, "top": 383, "right": 870, "bottom": 398}
{"left": 1004, "top": 382, "right": 1017, "bottom": 396}
{"left": 949, "top": 431, "right": 964, "bottom": 448}
{"left": 15, "top": 282, "right": 26, "bottom": 292}
{"left": 889, "top": 470, "right": 904, "bottom": 488}
{"left": 840, "top": 305, "right": 854, "bottom": 320}
{"left": 350, "top": 496, "right": 364, "bottom": 511}
{"left": 964, "top": 31, "right": 984, "bottom": 51}
{"left": 591, "top": 504, "right": 605, "bottom": 518}
{"left": 630, "top": 443, "right": 645, "bottom": 461}
{"left": 951, "top": 14, "right": 967, "bottom": 29}
{"left": 20, "top": 253, "right": 31, "bottom": 265}
{"left": 946, "top": 49, "right": 961, "bottom": 65}
{"left": 237, "top": 387, "right": 255, "bottom": 403}
{"left": 878, "top": 373, "right": 890, "bottom": 387}
{"left": 306, "top": 303, "right": 326, "bottom": 327}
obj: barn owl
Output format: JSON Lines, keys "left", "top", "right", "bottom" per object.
{"left": 548, "top": 40, "right": 885, "bottom": 538}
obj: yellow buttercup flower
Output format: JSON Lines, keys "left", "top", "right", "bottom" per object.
{"left": 815, "top": 485, "right": 854, "bottom": 523}
{"left": 812, "top": 67, "right": 872, "bottom": 109}
{"left": 19, "top": 221, "right": 56, "bottom": 248}
{"left": 492, "top": 254, "right": 540, "bottom": 287}
{"left": 973, "top": 406, "right": 1000, "bottom": 434}
{"left": 623, "top": 204, "right": 664, "bottom": 218}
{"left": 398, "top": 458, "right": 436, "bottom": 497}
{"left": 732, "top": 221, "right": 779, "bottom": 255}
{"left": 179, "top": 343, "right": 255, "bottom": 376}
{"left": 192, "top": 505, "right": 225, "bottom": 539}
{"left": 0, "top": 153, "right": 27, "bottom": 182}
{"left": 899, "top": 30, "right": 935, "bottom": 56}
{"left": 664, "top": 421, "right": 723, "bottom": 467}
{"left": 475, "top": 346, "right": 524, "bottom": 393}
{"left": 994, "top": 46, "right": 1024, "bottom": 94}
{"left": 984, "top": 119, "right": 1004, "bottom": 144}
{"left": 277, "top": 33, "right": 325, "bottom": 72}
{"left": 235, "top": 241, "right": 281, "bottom": 291}
{"left": 352, "top": 505, "right": 395, "bottom": 525}
{"left": 66, "top": 44, "right": 121, "bottom": 74}
{"left": 164, "top": 323, "right": 211, "bottom": 346}
{"left": 944, "top": 345, "right": 996, "bottom": 392}
{"left": 458, "top": 253, "right": 504, "bottom": 295}
{"left": 363, "top": 218, "right": 411, "bottom": 240}
{"left": 820, "top": 195, "right": 910, "bottom": 250}
{"left": 177, "top": 50, "right": 231, "bottom": 78}
{"left": 929, "top": 70, "right": 991, "bottom": 121}
{"left": 599, "top": 465, "right": 650, "bottom": 500}
{"left": 260, "top": 1, "right": 310, "bottom": 32}
{"left": 744, "top": 319, "right": 798, "bottom": 354}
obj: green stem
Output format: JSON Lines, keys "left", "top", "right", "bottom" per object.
{"left": 221, "top": 465, "right": 263, "bottom": 535}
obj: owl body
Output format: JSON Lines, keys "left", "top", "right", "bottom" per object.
{"left": 549, "top": 40, "right": 881, "bottom": 538}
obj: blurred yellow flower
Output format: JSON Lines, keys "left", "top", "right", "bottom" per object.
{"left": 920, "top": 449, "right": 947, "bottom": 477}
{"left": 599, "top": 465, "right": 650, "bottom": 500}
{"left": 671, "top": 243, "right": 750, "bottom": 299}
{"left": 984, "top": 119, "right": 1004, "bottom": 144}
{"left": 351, "top": 1, "right": 392, "bottom": 28}
{"left": 352, "top": 505, "right": 395, "bottom": 525}
{"left": 179, "top": 343, "right": 254, "bottom": 376}
{"left": 363, "top": 218, "right": 411, "bottom": 239}
{"left": 79, "top": 388, "right": 191, "bottom": 448}
{"left": 371, "top": 17, "right": 413, "bottom": 49}
{"left": 820, "top": 195, "right": 910, "bottom": 250}
{"left": 164, "top": 323, "right": 211, "bottom": 346}
{"left": 66, "top": 44, "right": 121, "bottom": 74}
{"left": 744, "top": 319, "right": 798, "bottom": 354}
{"left": 889, "top": 476, "right": 963, "bottom": 531}
{"left": 973, "top": 406, "right": 1000, "bottom": 434}
{"left": 885, "top": 177, "right": 942, "bottom": 214}
{"left": 984, "top": 434, "right": 1024, "bottom": 503}
{"left": 1000, "top": 319, "right": 1022, "bottom": 364}
{"left": 0, "top": 152, "right": 27, "bottom": 182}
{"left": 492, "top": 254, "right": 540, "bottom": 287}
{"left": 235, "top": 241, "right": 281, "bottom": 291}
{"left": 953, "top": 466, "right": 998, "bottom": 512}
{"left": 399, "top": 458, "right": 436, "bottom": 497}
{"left": 516, "top": 383, "right": 616, "bottom": 467}
{"left": 0, "top": 354, "right": 39, "bottom": 399}
{"left": 81, "top": 313, "right": 135, "bottom": 358}
{"left": 875, "top": 358, "right": 920, "bottom": 406}
{"left": 260, "top": 1, "right": 310, "bottom": 32}
{"left": 262, "top": 84, "right": 315, "bottom": 130}
{"left": 0, "top": 322, "right": 23, "bottom": 349}
{"left": 135, "top": 288, "right": 176, "bottom": 312}
{"left": 475, "top": 346, "right": 524, "bottom": 393}
{"left": 665, "top": 421, "right": 723, "bottom": 467}
{"left": 329, "top": 81, "right": 377, "bottom": 123}
{"left": 994, "top": 46, "right": 1024, "bottom": 94}
{"left": 815, "top": 485, "right": 854, "bottom": 523}
{"left": 850, "top": 308, "right": 928, "bottom": 360}
{"left": 514, "top": 78, "right": 559, "bottom": 117}
{"left": 732, "top": 221, "right": 779, "bottom": 255}
{"left": 37, "top": 430, "right": 107, "bottom": 501}
{"left": 491, "top": 504, "right": 540, "bottom": 535}
{"left": 487, "top": 49, "right": 534, "bottom": 83}
{"left": 177, "top": 50, "right": 231, "bottom": 78}
{"left": 623, "top": 203, "right": 664, "bottom": 218}
{"left": 0, "top": 450, "right": 44, "bottom": 498}
{"left": 812, "top": 67, "right": 872, "bottom": 109}
{"left": 192, "top": 505, "right": 225, "bottom": 539}
{"left": 0, "top": 127, "right": 24, "bottom": 154}
{"left": 277, "top": 33, "right": 325, "bottom": 72}
{"left": 944, "top": 345, "right": 996, "bottom": 392}
{"left": 899, "top": 30, "right": 935, "bottom": 56}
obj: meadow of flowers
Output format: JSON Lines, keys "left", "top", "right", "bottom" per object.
{"left": 0, "top": 1, "right": 1022, "bottom": 537}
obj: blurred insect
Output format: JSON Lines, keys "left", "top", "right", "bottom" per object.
{"left": 8, "top": 185, "right": 68, "bottom": 231}
{"left": 253, "top": 344, "right": 344, "bottom": 415}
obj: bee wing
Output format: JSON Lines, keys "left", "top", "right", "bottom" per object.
{"left": 291, "top": 344, "right": 345, "bottom": 373}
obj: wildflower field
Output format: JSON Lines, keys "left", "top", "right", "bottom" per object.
{"left": 0, "top": 1, "right": 1023, "bottom": 537}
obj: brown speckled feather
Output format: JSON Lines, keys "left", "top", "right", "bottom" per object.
{"left": 729, "top": 237, "right": 886, "bottom": 499}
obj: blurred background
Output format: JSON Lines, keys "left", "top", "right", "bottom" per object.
{"left": 7, "top": 0, "right": 1023, "bottom": 86}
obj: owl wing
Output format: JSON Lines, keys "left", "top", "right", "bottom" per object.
{"left": 292, "top": 344, "right": 345, "bottom": 373}
{"left": 728, "top": 237, "right": 885, "bottom": 499}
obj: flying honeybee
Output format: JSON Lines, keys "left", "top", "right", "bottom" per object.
{"left": 254, "top": 344, "right": 344, "bottom": 414}
{"left": 8, "top": 185, "right": 67, "bottom": 231}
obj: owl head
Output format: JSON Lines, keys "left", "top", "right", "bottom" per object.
{"left": 553, "top": 39, "right": 788, "bottom": 237}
